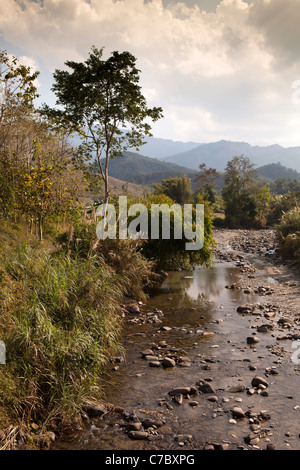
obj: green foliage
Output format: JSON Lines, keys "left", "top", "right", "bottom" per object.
{"left": 270, "top": 177, "right": 300, "bottom": 195}
{"left": 266, "top": 192, "right": 300, "bottom": 225}
{"left": 153, "top": 174, "right": 192, "bottom": 204}
{"left": 276, "top": 207, "right": 300, "bottom": 264}
{"left": 1, "top": 241, "right": 149, "bottom": 426}
{"left": 127, "top": 194, "right": 215, "bottom": 271}
{"left": 222, "top": 155, "right": 259, "bottom": 228}
{"left": 43, "top": 46, "right": 163, "bottom": 203}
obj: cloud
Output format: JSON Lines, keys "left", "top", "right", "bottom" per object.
{"left": 0, "top": 0, "right": 300, "bottom": 146}
{"left": 248, "top": 0, "right": 300, "bottom": 70}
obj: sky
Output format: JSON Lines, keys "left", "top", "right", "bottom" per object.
{"left": 1, "top": 0, "right": 300, "bottom": 147}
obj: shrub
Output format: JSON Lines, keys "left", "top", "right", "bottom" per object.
{"left": 276, "top": 207, "right": 300, "bottom": 263}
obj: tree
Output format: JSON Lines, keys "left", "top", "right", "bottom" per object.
{"left": 153, "top": 175, "right": 192, "bottom": 205}
{"left": 43, "top": 46, "right": 163, "bottom": 205}
{"left": 222, "top": 155, "right": 258, "bottom": 227}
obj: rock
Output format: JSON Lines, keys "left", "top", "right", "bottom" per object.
{"left": 173, "top": 394, "right": 183, "bottom": 405}
{"left": 237, "top": 304, "right": 255, "bottom": 314}
{"left": 162, "top": 357, "right": 176, "bottom": 368}
{"left": 278, "top": 317, "right": 293, "bottom": 327}
{"left": 231, "top": 407, "right": 246, "bottom": 419}
{"left": 126, "top": 422, "right": 142, "bottom": 431}
{"left": 126, "top": 304, "right": 140, "bottom": 314}
{"left": 228, "top": 384, "right": 246, "bottom": 393}
{"left": 260, "top": 410, "right": 271, "bottom": 420}
{"left": 189, "top": 401, "right": 198, "bottom": 407}
{"left": 140, "top": 349, "right": 154, "bottom": 357}
{"left": 142, "top": 418, "right": 164, "bottom": 428}
{"left": 198, "top": 382, "right": 216, "bottom": 394}
{"left": 266, "top": 444, "right": 276, "bottom": 450}
{"left": 149, "top": 361, "right": 161, "bottom": 367}
{"left": 257, "top": 324, "right": 273, "bottom": 332}
{"left": 168, "top": 387, "right": 192, "bottom": 396}
{"left": 145, "top": 355, "right": 159, "bottom": 361}
{"left": 128, "top": 431, "right": 149, "bottom": 440}
{"left": 251, "top": 376, "right": 269, "bottom": 388}
{"left": 207, "top": 396, "right": 218, "bottom": 402}
{"left": 247, "top": 336, "right": 260, "bottom": 344}
{"left": 83, "top": 402, "right": 107, "bottom": 417}
{"left": 277, "top": 334, "right": 290, "bottom": 340}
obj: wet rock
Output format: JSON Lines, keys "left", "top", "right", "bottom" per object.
{"left": 149, "top": 361, "right": 161, "bottom": 367}
{"left": 251, "top": 376, "right": 269, "bottom": 388}
{"left": 260, "top": 410, "right": 271, "bottom": 420}
{"left": 83, "top": 402, "right": 107, "bottom": 418}
{"left": 247, "top": 336, "right": 260, "bottom": 345}
{"left": 198, "top": 382, "right": 216, "bottom": 394}
{"left": 142, "top": 418, "right": 164, "bottom": 428}
{"left": 277, "top": 317, "right": 293, "bottom": 327}
{"left": 145, "top": 355, "right": 160, "bottom": 361}
{"left": 126, "top": 304, "right": 140, "bottom": 314}
{"left": 126, "top": 422, "right": 142, "bottom": 431}
{"left": 228, "top": 384, "right": 246, "bottom": 393}
{"left": 128, "top": 431, "right": 149, "bottom": 440}
{"left": 257, "top": 324, "right": 273, "bottom": 333}
{"left": 231, "top": 407, "right": 246, "bottom": 419}
{"left": 237, "top": 304, "right": 255, "bottom": 314}
{"left": 173, "top": 394, "right": 183, "bottom": 405}
{"left": 168, "top": 387, "right": 192, "bottom": 396}
{"left": 140, "top": 349, "right": 154, "bottom": 357}
{"left": 207, "top": 396, "right": 218, "bottom": 402}
{"left": 189, "top": 400, "right": 199, "bottom": 407}
{"left": 162, "top": 357, "right": 176, "bottom": 368}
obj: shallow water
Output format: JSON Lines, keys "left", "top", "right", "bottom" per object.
{"left": 53, "top": 257, "right": 300, "bottom": 451}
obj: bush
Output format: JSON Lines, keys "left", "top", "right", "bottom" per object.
{"left": 276, "top": 207, "right": 300, "bottom": 263}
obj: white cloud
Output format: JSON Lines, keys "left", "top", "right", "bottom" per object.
{"left": 0, "top": 0, "right": 300, "bottom": 146}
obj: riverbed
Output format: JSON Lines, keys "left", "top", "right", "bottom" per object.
{"left": 53, "top": 229, "right": 300, "bottom": 451}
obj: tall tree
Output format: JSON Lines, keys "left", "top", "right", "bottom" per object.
{"left": 222, "top": 155, "right": 258, "bottom": 227}
{"left": 43, "top": 46, "right": 163, "bottom": 205}
{"left": 153, "top": 174, "right": 192, "bottom": 205}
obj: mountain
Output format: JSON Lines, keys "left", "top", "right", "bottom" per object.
{"left": 162, "top": 140, "right": 300, "bottom": 172}
{"left": 131, "top": 136, "right": 200, "bottom": 159}
{"left": 102, "top": 151, "right": 197, "bottom": 186}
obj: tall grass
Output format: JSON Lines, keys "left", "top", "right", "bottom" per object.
{"left": 276, "top": 207, "right": 300, "bottom": 264}
{"left": 0, "top": 238, "right": 152, "bottom": 430}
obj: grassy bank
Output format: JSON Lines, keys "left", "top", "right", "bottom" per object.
{"left": 276, "top": 207, "right": 300, "bottom": 265}
{"left": 0, "top": 220, "right": 153, "bottom": 448}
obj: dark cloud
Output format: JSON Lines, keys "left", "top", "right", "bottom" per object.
{"left": 248, "top": 0, "right": 300, "bottom": 69}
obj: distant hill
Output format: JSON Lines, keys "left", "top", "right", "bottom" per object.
{"left": 102, "top": 151, "right": 197, "bottom": 186}
{"left": 256, "top": 163, "right": 300, "bottom": 182}
{"left": 160, "top": 140, "right": 300, "bottom": 173}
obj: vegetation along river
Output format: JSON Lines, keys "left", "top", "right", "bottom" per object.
{"left": 52, "top": 230, "right": 300, "bottom": 451}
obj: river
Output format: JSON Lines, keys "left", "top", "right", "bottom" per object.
{"left": 52, "top": 247, "right": 300, "bottom": 451}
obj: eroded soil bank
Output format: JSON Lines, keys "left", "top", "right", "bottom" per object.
{"left": 53, "top": 229, "right": 300, "bottom": 451}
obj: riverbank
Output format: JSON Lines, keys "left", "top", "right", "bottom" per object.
{"left": 52, "top": 228, "right": 300, "bottom": 451}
